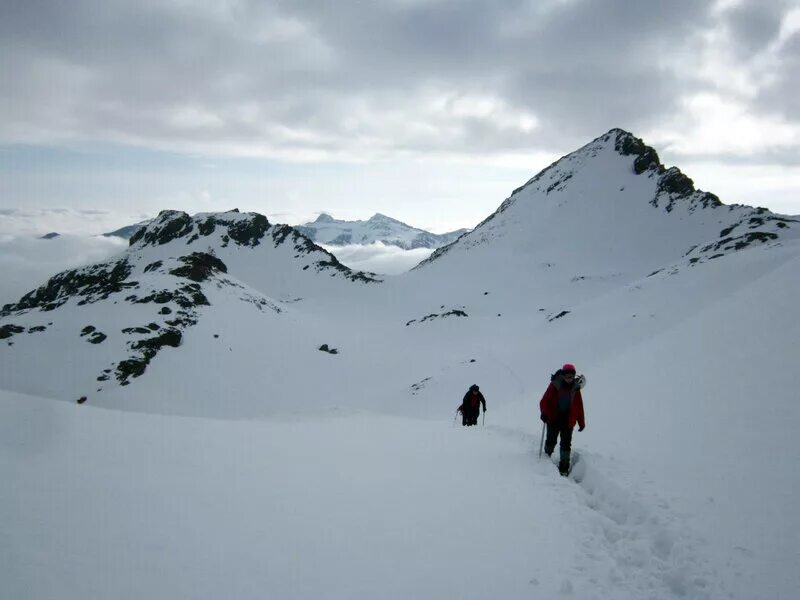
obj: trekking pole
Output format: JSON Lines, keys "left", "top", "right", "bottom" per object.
{"left": 538, "top": 422, "right": 546, "bottom": 458}
{"left": 482, "top": 410, "right": 485, "bottom": 426}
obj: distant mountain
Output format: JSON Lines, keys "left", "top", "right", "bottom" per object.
{"left": 39, "top": 232, "right": 60, "bottom": 239}
{"left": 295, "top": 213, "right": 469, "bottom": 250}
{"left": 104, "top": 220, "right": 154, "bottom": 239}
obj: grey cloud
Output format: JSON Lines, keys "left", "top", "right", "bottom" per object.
{"left": 0, "top": 0, "right": 797, "bottom": 159}
{"left": 758, "top": 30, "right": 800, "bottom": 120}
{"left": 724, "top": 0, "right": 787, "bottom": 57}
{"left": 0, "top": 233, "right": 127, "bottom": 305}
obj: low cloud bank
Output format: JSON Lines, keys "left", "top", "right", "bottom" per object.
{"left": 0, "top": 208, "right": 151, "bottom": 237}
{"left": 0, "top": 234, "right": 127, "bottom": 305}
{"left": 321, "top": 243, "right": 433, "bottom": 276}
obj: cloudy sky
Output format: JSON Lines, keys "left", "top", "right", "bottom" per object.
{"left": 1, "top": 0, "right": 799, "bottom": 240}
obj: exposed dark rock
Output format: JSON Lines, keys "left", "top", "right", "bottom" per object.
{"left": 76, "top": 396, "right": 87, "bottom": 404}
{"left": 159, "top": 307, "right": 172, "bottom": 315}
{"left": 132, "top": 284, "right": 208, "bottom": 309}
{"left": 81, "top": 325, "right": 96, "bottom": 336}
{"left": 657, "top": 168, "right": 695, "bottom": 197}
{"left": 1, "top": 259, "right": 134, "bottom": 315}
{"left": 410, "top": 377, "right": 432, "bottom": 395}
{"left": 733, "top": 232, "right": 778, "bottom": 249}
{"left": 87, "top": 332, "right": 107, "bottom": 344}
{"left": 114, "top": 328, "right": 183, "bottom": 384}
{"left": 28, "top": 326, "right": 47, "bottom": 333}
{"left": 122, "top": 327, "right": 153, "bottom": 335}
{"left": 546, "top": 172, "right": 574, "bottom": 193}
{"left": 131, "top": 210, "right": 194, "bottom": 246}
{"left": 613, "top": 130, "right": 662, "bottom": 174}
{"left": 169, "top": 252, "right": 228, "bottom": 282}
{"left": 548, "top": 310, "right": 571, "bottom": 322}
{"left": 652, "top": 168, "right": 721, "bottom": 212}
{"left": 228, "top": 214, "right": 270, "bottom": 247}
{"left": 0, "top": 324, "right": 24, "bottom": 339}
{"left": 406, "top": 309, "right": 468, "bottom": 326}
{"left": 131, "top": 328, "right": 182, "bottom": 358}
{"left": 116, "top": 358, "right": 148, "bottom": 383}
{"left": 144, "top": 261, "right": 163, "bottom": 273}
{"left": 319, "top": 343, "right": 338, "bottom": 354}
{"left": 133, "top": 290, "right": 173, "bottom": 304}
{"left": 198, "top": 217, "right": 216, "bottom": 236}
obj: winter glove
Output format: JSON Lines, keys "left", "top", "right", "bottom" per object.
{"left": 578, "top": 425, "right": 585, "bottom": 431}
{"left": 540, "top": 414, "right": 548, "bottom": 423}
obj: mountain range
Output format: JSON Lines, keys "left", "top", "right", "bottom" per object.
{"left": 295, "top": 212, "right": 469, "bottom": 249}
{"left": 104, "top": 213, "right": 468, "bottom": 251}
{"left": 2, "top": 128, "right": 798, "bottom": 599}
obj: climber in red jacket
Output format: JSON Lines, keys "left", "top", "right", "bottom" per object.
{"left": 539, "top": 363, "right": 585, "bottom": 475}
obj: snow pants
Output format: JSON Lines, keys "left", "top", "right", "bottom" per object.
{"left": 462, "top": 408, "right": 479, "bottom": 426}
{"left": 544, "top": 418, "right": 573, "bottom": 467}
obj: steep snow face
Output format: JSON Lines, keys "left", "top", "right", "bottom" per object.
{"left": 296, "top": 212, "right": 468, "bottom": 249}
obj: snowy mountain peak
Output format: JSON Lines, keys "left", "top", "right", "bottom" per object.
{"left": 296, "top": 213, "right": 469, "bottom": 250}
{"left": 419, "top": 129, "right": 797, "bottom": 273}
{"left": 366, "top": 213, "right": 401, "bottom": 225}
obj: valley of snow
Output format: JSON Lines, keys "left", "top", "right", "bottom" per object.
{"left": 2, "top": 130, "right": 799, "bottom": 599}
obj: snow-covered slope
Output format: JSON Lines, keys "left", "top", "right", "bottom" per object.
{"left": 2, "top": 129, "right": 799, "bottom": 599}
{"left": 415, "top": 128, "right": 797, "bottom": 295}
{"left": 0, "top": 209, "right": 379, "bottom": 409}
{"left": 296, "top": 212, "right": 469, "bottom": 249}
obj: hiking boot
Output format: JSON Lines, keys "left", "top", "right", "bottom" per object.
{"left": 558, "top": 460, "right": 570, "bottom": 476}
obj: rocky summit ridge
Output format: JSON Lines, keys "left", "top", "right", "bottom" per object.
{"left": 420, "top": 128, "right": 797, "bottom": 271}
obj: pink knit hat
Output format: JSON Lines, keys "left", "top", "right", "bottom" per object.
{"left": 562, "top": 363, "right": 576, "bottom": 373}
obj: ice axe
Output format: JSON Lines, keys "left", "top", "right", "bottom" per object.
{"left": 538, "top": 422, "right": 546, "bottom": 458}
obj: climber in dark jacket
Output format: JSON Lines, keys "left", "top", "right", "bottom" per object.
{"left": 539, "top": 363, "right": 585, "bottom": 475}
{"left": 458, "top": 384, "right": 487, "bottom": 426}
